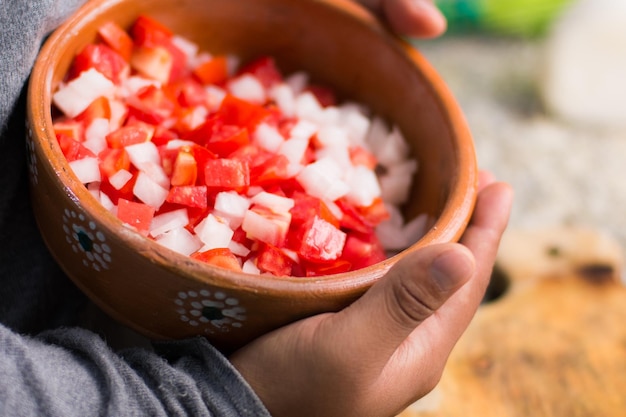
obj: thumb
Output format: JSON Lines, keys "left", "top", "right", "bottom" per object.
{"left": 330, "top": 243, "right": 475, "bottom": 366}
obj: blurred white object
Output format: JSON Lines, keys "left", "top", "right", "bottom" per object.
{"left": 541, "top": 0, "right": 626, "bottom": 128}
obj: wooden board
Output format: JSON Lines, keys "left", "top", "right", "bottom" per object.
{"left": 399, "top": 227, "right": 626, "bottom": 416}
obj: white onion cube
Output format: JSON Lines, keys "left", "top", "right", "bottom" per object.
{"left": 296, "top": 157, "right": 350, "bottom": 202}
{"left": 345, "top": 165, "right": 382, "bottom": 207}
{"left": 194, "top": 214, "right": 235, "bottom": 250}
{"left": 69, "top": 157, "right": 101, "bottom": 184}
{"left": 108, "top": 169, "right": 133, "bottom": 190}
{"left": 155, "top": 227, "right": 202, "bottom": 256}
{"left": 150, "top": 208, "right": 189, "bottom": 237}
{"left": 52, "top": 68, "right": 115, "bottom": 118}
{"left": 133, "top": 171, "right": 169, "bottom": 208}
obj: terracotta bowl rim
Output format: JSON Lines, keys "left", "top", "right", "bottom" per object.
{"left": 27, "top": 0, "right": 478, "bottom": 298}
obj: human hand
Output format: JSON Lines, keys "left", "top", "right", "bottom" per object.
{"left": 230, "top": 172, "right": 513, "bottom": 417}
{"left": 357, "top": 0, "right": 447, "bottom": 38}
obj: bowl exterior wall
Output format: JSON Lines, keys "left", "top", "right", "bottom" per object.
{"left": 27, "top": 0, "right": 477, "bottom": 350}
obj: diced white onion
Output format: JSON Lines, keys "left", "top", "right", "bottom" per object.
{"left": 242, "top": 258, "right": 261, "bottom": 274}
{"left": 108, "top": 169, "right": 133, "bottom": 190}
{"left": 228, "top": 74, "right": 266, "bottom": 104}
{"left": 279, "top": 136, "right": 310, "bottom": 177}
{"left": 375, "top": 126, "right": 411, "bottom": 167}
{"left": 69, "top": 157, "right": 101, "bottom": 184}
{"left": 296, "top": 157, "right": 350, "bottom": 202}
{"left": 316, "top": 125, "right": 349, "bottom": 148}
{"left": 52, "top": 68, "right": 116, "bottom": 118}
{"left": 295, "top": 91, "right": 324, "bottom": 124}
{"left": 155, "top": 227, "right": 202, "bottom": 256}
{"left": 228, "top": 240, "right": 251, "bottom": 257}
{"left": 289, "top": 119, "right": 318, "bottom": 141}
{"left": 171, "top": 35, "right": 199, "bottom": 67}
{"left": 269, "top": 83, "right": 296, "bottom": 117}
{"left": 241, "top": 209, "right": 291, "bottom": 247}
{"left": 250, "top": 191, "right": 295, "bottom": 213}
{"left": 205, "top": 85, "right": 226, "bottom": 111}
{"left": 125, "top": 141, "right": 161, "bottom": 168}
{"left": 165, "top": 139, "right": 196, "bottom": 150}
{"left": 285, "top": 71, "right": 308, "bottom": 94}
{"left": 344, "top": 165, "right": 381, "bottom": 207}
{"left": 379, "top": 159, "right": 418, "bottom": 205}
{"left": 194, "top": 214, "right": 235, "bottom": 250}
{"left": 213, "top": 191, "right": 251, "bottom": 229}
{"left": 84, "top": 118, "right": 110, "bottom": 154}
{"left": 133, "top": 171, "right": 169, "bottom": 208}
{"left": 119, "top": 76, "right": 161, "bottom": 98}
{"left": 150, "top": 208, "right": 189, "bottom": 237}
{"left": 253, "top": 123, "right": 284, "bottom": 153}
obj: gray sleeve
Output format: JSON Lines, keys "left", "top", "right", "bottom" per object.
{"left": 0, "top": 0, "right": 88, "bottom": 130}
{"left": 0, "top": 324, "right": 271, "bottom": 417}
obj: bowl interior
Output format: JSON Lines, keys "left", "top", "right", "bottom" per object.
{"left": 32, "top": 0, "right": 476, "bottom": 290}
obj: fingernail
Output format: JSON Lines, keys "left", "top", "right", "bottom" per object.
{"left": 429, "top": 247, "right": 474, "bottom": 292}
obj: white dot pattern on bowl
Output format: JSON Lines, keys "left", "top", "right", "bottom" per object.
{"left": 62, "top": 208, "right": 112, "bottom": 272}
{"left": 175, "top": 289, "right": 246, "bottom": 334}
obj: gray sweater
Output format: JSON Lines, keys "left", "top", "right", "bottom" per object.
{"left": 0, "top": 1, "right": 271, "bottom": 415}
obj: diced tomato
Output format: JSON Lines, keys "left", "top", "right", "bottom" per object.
{"left": 54, "top": 120, "right": 84, "bottom": 141}
{"left": 231, "top": 226, "right": 252, "bottom": 246}
{"left": 68, "top": 43, "right": 129, "bottom": 84}
{"left": 98, "top": 21, "right": 134, "bottom": 61}
{"left": 75, "top": 96, "right": 111, "bottom": 125}
{"left": 289, "top": 192, "right": 339, "bottom": 228}
{"left": 192, "top": 247, "right": 242, "bottom": 272}
{"left": 255, "top": 243, "right": 294, "bottom": 276}
{"left": 340, "top": 232, "right": 387, "bottom": 271}
{"left": 166, "top": 185, "right": 207, "bottom": 209}
{"left": 249, "top": 153, "right": 290, "bottom": 187}
{"left": 126, "top": 84, "right": 176, "bottom": 125}
{"left": 105, "top": 123, "right": 154, "bottom": 148}
{"left": 131, "top": 45, "right": 173, "bottom": 83}
{"left": 301, "top": 258, "right": 352, "bottom": 277}
{"left": 57, "top": 133, "right": 96, "bottom": 162}
{"left": 356, "top": 197, "right": 390, "bottom": 225}
{"left": 204, "top": 158, "right": 249, "bottom": 191}
{"left": 181, "top": 114, "right": 217, "bottom": 145}
{"left": 237, "top": 56, "right": 282, "bottom": 89}
{"left": 53, "top": 15, "right": 413, "bottom": 277}
{"left": 99, "top": 169, "right": 137, "bottom": 204}
{"left": 167, "top": 78, "right": 209, "bottom": 108}
{"left": 296, "top": 215, "right": 346, "bottom": 263}
{"left": 130, "top": 15, "right": 186, "bottom": 83}
{"left": 206, "top": 124, "right": 249, "bottom": 157}
{"left": 186, "top": 114, "right": 250, "bottom": 157}
{"left": 170, "top": 148, "right": 198, "bottom": 186}
{"left": 98, "top": 147, "right": 131, "bottom": 178}
{"left": 117, "top": 198, "right": 155, "bottom": 236}
{"left": 335, "top": 198, "right": 376, "bottom": 235}
{"left": 131, "top": 15, "right": 173, "bottom": 48}
{"left": 217, "top": 94, "right": 271, "bottom": 132}
{"left": 189, "top": 144, "right": 217, "bottom": 185}
{"left": 193, "top": 56, "right": 229, "bottom": 85}
{"left": 151, "top": 126, "right": 178, "bottom": 147}
{"left": 349, "top": 145, "right": 378, "bottom": 169}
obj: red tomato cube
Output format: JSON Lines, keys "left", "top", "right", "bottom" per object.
{"left": 117, "top": 198, "right": 155, "bottom": 236}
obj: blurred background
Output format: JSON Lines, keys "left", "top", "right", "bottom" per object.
{"left": 413, "top": 0, "right": 626, "bottom": 274}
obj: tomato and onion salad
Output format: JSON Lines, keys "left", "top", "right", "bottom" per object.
{"left": 50, "top": 15, "right": 425, "bottom": 277}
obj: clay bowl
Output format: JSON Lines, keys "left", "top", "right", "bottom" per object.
{"left": 27, "top": 0, "right": 477, "bottom": 352}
